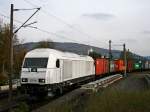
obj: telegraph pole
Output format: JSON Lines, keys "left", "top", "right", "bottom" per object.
{"left": 123, "top": 43, "right": 127, "bottom": 77}
{"left": 109, "top": 40, "right": 112, "bottom": 75}
{"left": 8, "top": 4, "right": 40, "bottom": 112}
{"left": 8, "top": 4, "right": 14, "bottom": 112}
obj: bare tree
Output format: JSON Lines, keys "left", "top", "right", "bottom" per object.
{"left": 0, "top": 22, "right": 22, "bottom": 79}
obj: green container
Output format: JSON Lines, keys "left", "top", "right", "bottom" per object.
{"left": 134, "top": 63, "right": 140, "bottom": 69}
{"left": 134, "top": 63, "right": 142, "bottom": 69}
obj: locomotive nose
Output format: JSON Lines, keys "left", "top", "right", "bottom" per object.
{"left": 21, "top": 68, "right": 47, "bottom": 85}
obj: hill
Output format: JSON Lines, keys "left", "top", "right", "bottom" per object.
{"left": 16, "top": 42, "right": 147, "bottom": 60}
{"left": 18, "top": 42, "right": 121, "bottom": 58}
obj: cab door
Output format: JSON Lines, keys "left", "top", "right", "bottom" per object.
{"left": 58, "top": 59, "right": 63, "bottom": 82}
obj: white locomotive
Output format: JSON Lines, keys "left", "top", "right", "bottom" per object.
{"left": 21, "top": 48, "right": 95, "bottom": 96}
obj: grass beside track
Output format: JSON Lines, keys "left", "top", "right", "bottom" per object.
{"left": 46, "top": 89, "right": 150, "bottom": 112}
{"left": 86, "top": 89, "right": 150, "bottom": 112}
{"left": 43, "top": 72, "right": 150, "bottom": 112}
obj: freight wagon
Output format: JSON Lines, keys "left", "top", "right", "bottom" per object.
{"left": 95, "top": 58, "right": 108, "bottom": 77}
{"left": 114, "top": 59, "right": 124, "bottom": 73}
{"left": 133, "top": 61, "right": 142, "bottom": 71}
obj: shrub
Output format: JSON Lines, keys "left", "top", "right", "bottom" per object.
{"left": 13, "top": 102, "right": 29, "bottom": 112}
{"left": 86, "top": 89, "right": 150, "bottom": 112}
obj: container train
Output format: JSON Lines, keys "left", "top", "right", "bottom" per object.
{"left": 20, "top": 48, "right": 150, "bottom": 96}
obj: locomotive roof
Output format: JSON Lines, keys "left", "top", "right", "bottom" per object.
{"left": 25, "top": 48, "right": 93, "bottom": 61}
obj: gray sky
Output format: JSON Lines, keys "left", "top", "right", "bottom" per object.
{"left": 0, "top": 0, "right": 150, "bottom": 56}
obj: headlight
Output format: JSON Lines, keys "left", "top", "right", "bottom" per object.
{"left": 22, "top": 78, "right": 28, "bottom": 82}
{"left": 39, "top": 79, "right": 45, "bottom": 83}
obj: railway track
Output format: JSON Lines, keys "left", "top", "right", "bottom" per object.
{"left": 0, "top": 84, "right": 18, "bottom": 99}
{"left": 0, "top": 94, "right": 28, "bottom": 112}
{"left": 32, "top": 74, "right": 123, "bottom": 112}
{"left": 0, "top": 72, "right": 149, "bottom": 112}
{"left": 0, "top": 84, "right": 79, "bottom": 112}
{"left": 0, "top": 74, "right": 123, "bottom": 112}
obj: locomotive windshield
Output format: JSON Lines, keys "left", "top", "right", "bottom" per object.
{"left": 23, "top": 58, "right": 48, "bottom": 68}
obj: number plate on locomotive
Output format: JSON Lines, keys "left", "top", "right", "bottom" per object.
{"left": 29, "top": 78, "right": 37, "bottom": 83}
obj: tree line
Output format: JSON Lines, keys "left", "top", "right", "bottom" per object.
{"left": 0, "top": 22, "right": 27, "bottom": 83}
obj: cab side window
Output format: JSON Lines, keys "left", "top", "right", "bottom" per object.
{"left": 56, "top": 59, "right": 60, "bottom": 68}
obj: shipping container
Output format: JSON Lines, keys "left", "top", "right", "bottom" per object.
{"left": 95, "top": 58, "right": 108, "bottom": 76}
{"left": 133, "top": 62, "right": 141, "bottom": 70}
{"left": 127, "top": 60, "right": 133, "bottom": 72}
{"left": 114, "top": 59, "right": 124, "bottom": 72}
{"left": 133, "top": 59, "right": 145, "bottom": 70}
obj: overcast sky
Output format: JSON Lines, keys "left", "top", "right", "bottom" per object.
{"left": 0, "top": 0, "right": 150, "bottom": 56}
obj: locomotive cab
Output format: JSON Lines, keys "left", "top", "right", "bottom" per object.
{"left": 20, "top": 49, "right": 62, "bottom": 96}
{"left": 21, "top": 57, "right": 48, "bottom": 85}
